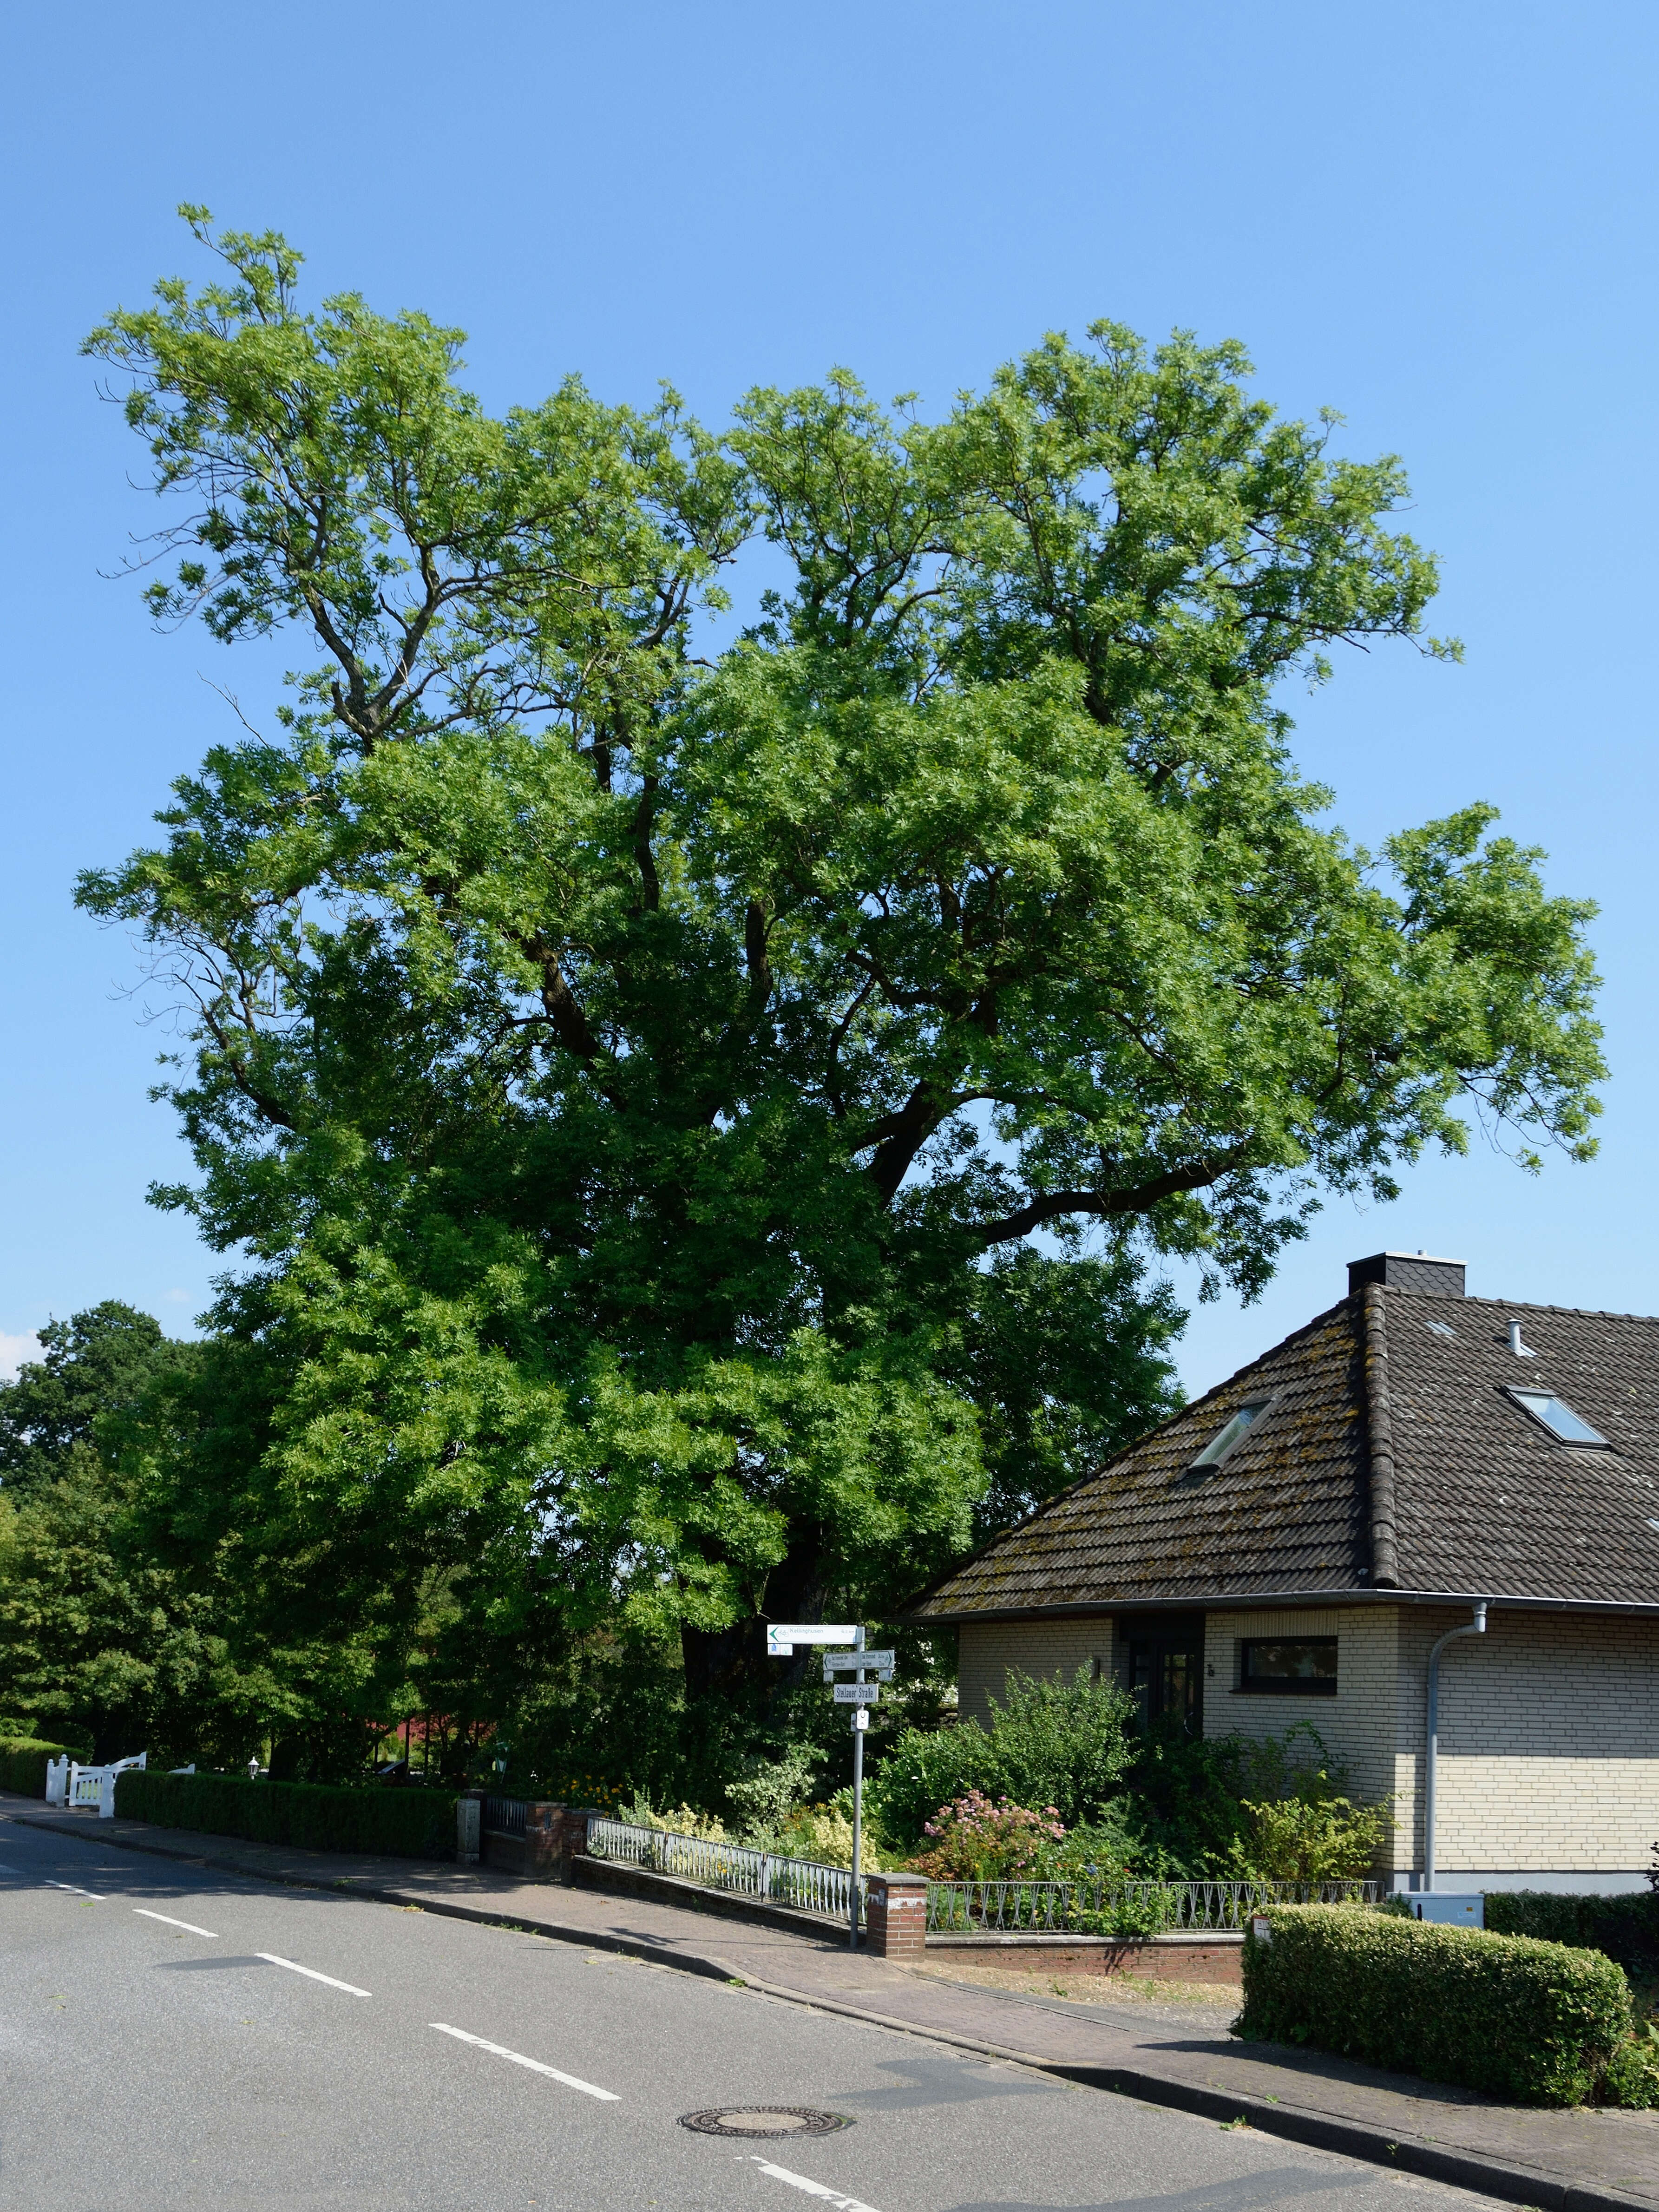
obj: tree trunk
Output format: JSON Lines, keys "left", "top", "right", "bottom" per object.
{"left": 678, "top": 1535, "right": 836, "bottom": 1709}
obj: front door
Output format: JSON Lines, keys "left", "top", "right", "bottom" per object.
{"left": 1127, "top": 1613, "right": 1206, "bottom": 1732}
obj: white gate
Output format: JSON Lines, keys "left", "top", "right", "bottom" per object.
{"left": 63, "top": 1751, "right": 146, "bottom": 1818}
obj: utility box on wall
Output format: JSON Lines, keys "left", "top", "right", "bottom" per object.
{"left": 1410, "top": 1893, "right": 1484, "bottom": 1927}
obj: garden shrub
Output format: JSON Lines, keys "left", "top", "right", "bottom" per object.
{"left": 911, "top": 1791, "right": 1067, "bottom": 1879}
{"left": 869, "top": 1667, "right": 1136, "bottom": 1844}
{"left": 770, "top": 1795, "right": 883, "bottom": 1871}
{"left": 615, "top": 1793, "right": 729, "bottom": 1840}
{"left": 114, "top": 1769, "right": 457, "bottom": 1859}
{"left": 723, "top": 1742, "right": 824, "bottom": 1837}
{"left": 869, "top": 1675, "right": 1385, "bottom": 1879}
{"left": 1599, "top": 2022, "right": 1659, "bottom": 2109}
{"left": 1230, "top": 1790, "right": 1392, "bottom": 1880}
{"left": 0, "top": 1737, "right": 82, "bottom": 1797}
{"left": 1483, "top": 1890, "right": 1659, "bottom": 1977}
{"left": 1239, "top": 1903, "right": 1632, "bottom": 2105}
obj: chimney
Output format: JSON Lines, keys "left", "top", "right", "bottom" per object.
{"left": 1348, "top": 1251, "right": 1466, "bottom": 1300}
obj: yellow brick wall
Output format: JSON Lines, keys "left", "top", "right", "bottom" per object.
{"left": 1390, "top": 1606, "right": 1659, "bottom": 1876}
{"left": 1202, "top": 1606, "right": 1400, "bottom": 1815}
{"left": 956, "top": 1618, "right": 1115, "bottom": 1725}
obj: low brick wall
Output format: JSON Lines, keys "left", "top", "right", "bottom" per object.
{"left": 569, "top": 1841, "right": 1245, "bottom": 1980}
{"left": 927, "top": 1931, "right": 1244, "bottom": 1985}
{"left": 480, "top": 1802, "right": 600, "bottom": 1884}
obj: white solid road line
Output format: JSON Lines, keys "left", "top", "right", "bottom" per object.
{"left": 45, "top": 1881, "right": 105, "bottom": 1899}
{"left": 256, "top": 1952, "right": 370, "bottom": 1996}
{"left": 133, "top": 1908, "right": 219, "bottom": 1938}
{"left": 744, "top": 2157, "right": 883, "bottom": 2212}
{"left": 428, "top": 2022, "right": 620, "bottom": 2101}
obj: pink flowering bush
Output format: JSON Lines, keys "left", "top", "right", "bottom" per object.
{"left": 911, "top": 1790, "right": 1066, "bottom": 1880}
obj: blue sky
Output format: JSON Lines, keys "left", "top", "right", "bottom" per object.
{"left": 2, "top": 1, "right": 1654, "bottom": 1392}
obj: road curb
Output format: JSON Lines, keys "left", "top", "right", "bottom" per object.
{"left": 7, "top": 1805, "right": 1652, "bottom": 2211}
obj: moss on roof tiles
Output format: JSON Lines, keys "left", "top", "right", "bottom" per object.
{"left": 909, "top": 1288, "right": 1659, "bottom": 1620}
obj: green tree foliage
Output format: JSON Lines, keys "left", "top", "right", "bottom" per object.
{"left": 74, "top": 214, "right": 1603, "bottom": 1723}
{"left": 0, "top": 1304, "right": 227, "bottom": 1760}
{"left": 945, "top": 1249, "right": 1184, "bottom": 1538}
{"left": 0, "top": 1302, "right": 187, "bottom": 1494}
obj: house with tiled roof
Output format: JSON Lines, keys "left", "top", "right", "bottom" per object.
{"left": 907, "top": 1251, "right": 1659, "bottom": 1894}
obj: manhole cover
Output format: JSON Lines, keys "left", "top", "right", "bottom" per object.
{"left": 679, "top": 2107, "right": 852, "bottom": 2139}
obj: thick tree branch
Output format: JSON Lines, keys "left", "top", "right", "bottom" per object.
{"left": 866, "top": 1079, "right": 969, "bottom": 1204}
{"left": 744, "top": 899, "right": 771, "bottom": 1016}
{"left": 520, "top": 932, "right": 605, "bottom": 1067}
{"left": 633, "top": 775, "right": 662, "bottom": 912}
{"left": 968, "top": 1149, "right": 1253, "bottom": 1247}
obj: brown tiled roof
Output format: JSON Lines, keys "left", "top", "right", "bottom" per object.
{"left": 908, "top": 1288, "right": 1659, "bottom": 1620}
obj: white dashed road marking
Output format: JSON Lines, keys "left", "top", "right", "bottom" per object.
{"left": 134, "top": 1909, "right": 219, "bottom": 1938}
{"left": 744, "top": 2157, "right": 884, "bottom": 2212}
{"left": 256, "top": 1952, "right": 370, "bottom": 1996}
{"left": 429, "top": 2022, "right": 620, "bottom": 2100}
{"left": 45, "top": 1881, "right": 105, "bottom": 1899}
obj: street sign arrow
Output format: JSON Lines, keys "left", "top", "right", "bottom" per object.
{"left": 767, "top": 1622, "right": 858, "bottom": 1655}
{"left": 833, "top": 1683, "right": 881, "bottom": 1704}
{"left": 822, "top": 1649, "right": 895, "bottom": 1675}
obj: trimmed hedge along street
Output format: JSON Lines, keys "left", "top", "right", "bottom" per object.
{"left": 113, "top": 1770, "right": 458, "bottom": 1859}
{"left": 0, "top": 1737, "right": 82, "bottom": 1798}
{"left": 1239, "top": 1903, "right": 1659, "bottom": 2106}
{"left": 1486, "top": 1887, "right": 1659, "bottom": 1976}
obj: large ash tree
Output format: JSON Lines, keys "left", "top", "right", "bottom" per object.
{"left": 79, "top": 215, "right": 1601, "bottom": 1714}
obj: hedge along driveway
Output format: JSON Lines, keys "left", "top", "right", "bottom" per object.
{"left": 1238, "top": 1903, "right": 1632, "bottom": 2106}
{"left": 114, "top": 1771, "right": 458, "bottom": 1860}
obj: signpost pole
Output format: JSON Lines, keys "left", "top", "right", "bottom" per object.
{"left": 849, "top": 1625, "right": 865, "bottom": 1951}
{"left": 764, "top": 1620, "right": 881, "bottom": 1955}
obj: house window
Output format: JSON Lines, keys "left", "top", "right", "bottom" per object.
{"left": 1504, "top": 1389, "right": 1610, "bottom": 1448}
{"left": 1238, "top": 1637, "right": 1338, "bottom": 1695}
{"left": 1190, "top": 1398, "right": 1273, "bottom": 1470}
{"left": 1127, "top": 1613, "right": 1206, "bottom": 1731}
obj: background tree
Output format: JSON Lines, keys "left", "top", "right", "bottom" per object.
{"left": 72, "top": 215, "right": 1602, "bottom": 1757}
{"left": 0, "top": 1303, "right": 227, "bottom": 1759}
{"left": 0, "top": 1301, "right": 185, "bottom": 1494}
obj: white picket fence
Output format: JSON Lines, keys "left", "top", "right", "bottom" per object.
{"left": 47, "top": 1751, "right": 147, "bottom": 1818}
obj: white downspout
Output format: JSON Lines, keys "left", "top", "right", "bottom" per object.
{"left": 1423, "top": 1601, "right": 1488, "bottom": 1891}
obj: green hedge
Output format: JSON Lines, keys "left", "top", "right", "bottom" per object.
{"left": 1239, "top": 1903, "right": 1632, "bottom": 2105}
{"left": 114, "top": 1770, "right": 458, "bottom": 1860}
{"left": 0, "top": 1737, "right": 82, "bottom": 1798}
{"left": 1484, "top": 1889, "right": 1659, "bottom": 1976}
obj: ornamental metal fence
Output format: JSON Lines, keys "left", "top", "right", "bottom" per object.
{"left": 925, "top": 1876, "right": 1380, "bottom": 1936}
{"left": 484, "top": 1795, "right": 527, "bottom": 1838}
{"left": 585, "top": 1816, "right": 864, "bottom": 1927}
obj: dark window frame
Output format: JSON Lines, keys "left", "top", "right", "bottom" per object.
{"left": 1236, "top": 1636, "right": 1338, "bottom": 1697}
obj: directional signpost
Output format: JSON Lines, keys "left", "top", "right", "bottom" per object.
{"left": 766, "top": 1624, "right": 857, "bottom": 1656}
{"left": 767, "top": 1621, "right": 884, "bottom": 1948}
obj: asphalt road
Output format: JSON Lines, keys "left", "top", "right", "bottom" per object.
{"left": 0, "top": 1820, "right": 1506, "bottom": 2212}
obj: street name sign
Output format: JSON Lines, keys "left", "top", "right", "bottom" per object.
{"left": 833, "top": 1683, "right": 881, "bottom": 1704}
{"left": 766, "top": 1623, "right": 857, "bottom": 1655}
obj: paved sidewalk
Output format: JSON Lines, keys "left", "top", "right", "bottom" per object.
{"left": 6, "top": 1793, "right": 1655, "bottom": 2212}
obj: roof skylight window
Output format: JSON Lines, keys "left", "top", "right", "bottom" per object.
{"left": 1190, "top": 1398, "right": 1272, "bottom": 1470}
{"left": 1506, "top": 1389, "right": 1610, "bottom": 1448}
